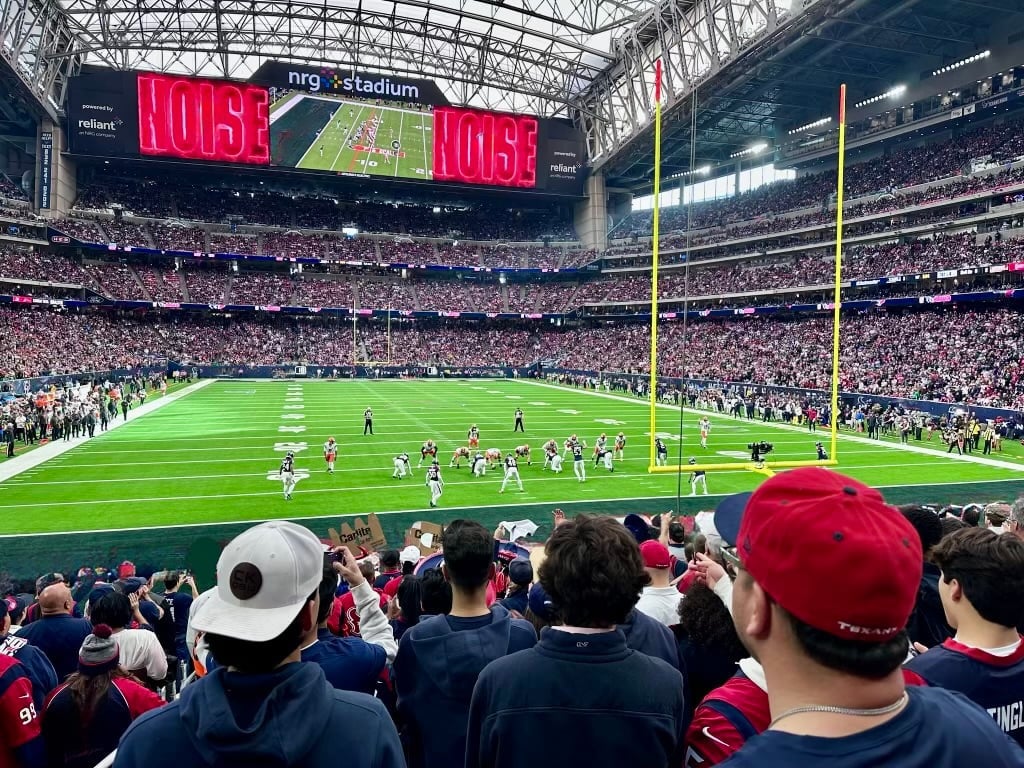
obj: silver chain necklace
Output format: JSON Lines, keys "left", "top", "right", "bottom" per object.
{"left": 769, "top": 692, "right": 908, "bottom": 729}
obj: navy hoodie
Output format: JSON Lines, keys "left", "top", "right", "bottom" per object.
{"left": 113, "top": 661, "right": 404, "bottom": 768}
{"left": 301, "top": 627, "right": 385, "bottom": 695}
{"left": 393, "top": 605, "right": 536, "bottom": 768}
{"left": 467, "top": 628, "right": 686, "bottom": 768}
{"left": 620, "top": 608, "right": 682, "bottom": 671}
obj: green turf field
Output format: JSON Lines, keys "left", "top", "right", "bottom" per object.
{"left": 0, "top": 379, "right": 1022, "bottom": 536}
{"left": 270, "top": 92, "right": 432, "bottom": 179}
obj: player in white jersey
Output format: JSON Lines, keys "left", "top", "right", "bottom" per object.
{"left": 655, "top": 438, "right": 668, "bottom": 466}
{"left": 593, "top": 433, "right": 608, "bottom": 463}
{"left": 426, "top": 460, "right": 443, "bottom": 507}
{"left": 323, "top": 437, "right": 338, "bottom": 474}
{"left": 467, "top": 425, "right": 480, "bottom": 449}
{"left": 279, "top": 452, "right": 297, "bottom": 500}
{"left": 689, "top": 457, "right": 708, "bottom": 495}
{"left": 548, "top": 448, "right": 563, "bottom": 473}
{"left": 614, "top": 432, "right": 626, "bottom": 461}
{"left": 471, "top": 451, "right": 487, "bottom": 477}
{"left": 542, "top": 439, "right": 558, "bottom": 469}
{"left": 393, "top": 452, "right": 411, "bottom": 479}
{"left": 418, "top": 439, "right": 438, "bottom": 468}
{"left": 562, "top": 434, "right": 577, "bottom": 460}
{"left": 571, "top": 442, "right": 586, "bottom": 483}
{"left": 499, "top": 455, "right": 523, "bottom": 494}
{"left": 699, "top": 417, "right": 711, "bottom": 449}
{"left": 596, "top": 447, "right": 614, "bottom": 472}
{"left": 484, "top": 448, "right": 502, "bottom": 467}
{"left": 450, "top": 446, "right": 471, "bottom": 468}
{"left": 514, "top": 444, "right": 531, "bottom": 466}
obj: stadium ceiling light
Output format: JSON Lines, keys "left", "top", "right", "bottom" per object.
{"left": 729, "top": 142, "right": 768, "bottom": 159}
{"left": 788, "top": 117, "right": 832, "bottom": 135}
{"left": 933, "top": 50, "right": 990, "bottom": 77}
{"left": 666, "top": 164, "right": 713, "bottom": 181}
{"left": 854, "top": 85, "right": 906, "bottom": 109}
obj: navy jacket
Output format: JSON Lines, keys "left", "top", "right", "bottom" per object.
{"left": 301, "top": 627, "right": 386, "bottom": 695}
{"left": 905, "top": 563, "right": 953, "bottom": 650}
{"left": 0, "top": 633, "right": 58, "bottom": 712}
{"left": 466, "top": 628, "right": 686, "bottom": 768}
{"left": 497, "top": 589, "right": 528, "bottom": 616}
{"left": 620, "top": 608, "right": 682, "bottom": 671}
{"left": 719, "top": 686, "right": 1024, "bottom": 767}
{"left": 394, "top": 606, "right": 536, "bottom": 768}
{"left": 113, "top": 662, "right": 404, "bottom": 768}
{"left": 17, "top": 614, "right": 93, "bottom": 681}
{"left": 907, "top": 637, "right": 1024, "bottom": 748}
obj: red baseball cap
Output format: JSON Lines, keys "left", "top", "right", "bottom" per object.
{"left": 715, "top": 467, "right": 922, "bottom": 643}
{"left": 639, "top": 540, "right": 671, "bottom": 570}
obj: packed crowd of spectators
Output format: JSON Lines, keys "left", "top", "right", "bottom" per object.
{"left": 613, "top": 113, "right": 1024, "bottom": 246}
{"left": 0, "top": 493, "right": 1021, "bottom": 768}
{"left": 149, "top": 224, "right": 206, "bottom": 253}
{"left": 70, "top": 177, "right": 577, "bottom": 240}
{"left": 0, "top": 174, "right": 27, "bottom": 201}
{"left": 291, "top": 277, "right": 354, "bottom": 308}
{"left": 262, "top": 232, "right": 328, "bottom": 260}
{"left": 226, "top": 272, "right": 294, "bottom": 306}
{"left": 182, "top": 267, "right": 229, "bottom": 304}
{"left": 3, "top": 306, "right": 1021, "bottom": 408}
{"left": 135, "top": 266, "right": 182, "bottom": 302}
{"left": 0, "top": 249, "right": 99, "bottom": 289}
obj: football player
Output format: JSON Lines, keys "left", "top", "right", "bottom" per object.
{"left": 393, "top": 451, "right": 411, "bottom": 479}
{"left": 614, "top": 432, "right": 626, "bottom": 461}
{"left": 596, "top": 447, "right": 615, "bottom": 473}
{"left": 323, "top": 437, "right": 338, "bottom": 474}
{"left": 699, "top": 417, "right": 711, "bottom": 449}
{"left": 655, "top": 437, "right": 668, "bottom": 467}
{"left": 514, "top": 444, "right": 531, "bottom": 466}
{"left": 485, "top": 448, "right": 502, "bottom": 467}
{"left": 467, "top": 425, "right": 480, "bottom": 449}
{"left": 418, "top": 439, "right": 438, "bottom": 468}
{"left": 572, "top": 441, "right": 586, "bottom": 483}
{"left": 450, "top": 446, "right": 471, "bottom": 468}
{"left": 472, "top": 451, "right": 487, "bottom": 477}
{"left": 499, "top": 454, "right": 523, "bottom": 494}
{"left": 689, "top": 457, "right": 708, "bottom": 496}
{"left": 279, "top": 451, "right": 297, "bottom": 500}
{"left": 542, "top": 439, "right": 558, "bottom": 469}
{"left": 425, "top": 460, "right": 443, "bottom": 507}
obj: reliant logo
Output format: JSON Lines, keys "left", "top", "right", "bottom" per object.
{"left": 550, "top": 163, "right": 580, "bottom": 174}
{"left": 287, "top": 69, "right": 420, "bottom": 99}
{"left": 78, "top": 118, "right": 120, "bottom": 131}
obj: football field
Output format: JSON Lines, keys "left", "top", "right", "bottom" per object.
{"left": 270, "top": 93, "right": 432, "bottom": 179}
{"left": 0, "top": 379, "right": 1022, "bottom": 537}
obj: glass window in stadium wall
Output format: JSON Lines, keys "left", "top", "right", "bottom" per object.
{"left": 631, "top": 163, "right": 795, "bottom": 210}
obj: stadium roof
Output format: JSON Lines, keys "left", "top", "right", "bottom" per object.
{"left": 53, "top": 0, "right": 656, "bottom": 116}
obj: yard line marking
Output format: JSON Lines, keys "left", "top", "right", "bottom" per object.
{"left": 3, "top": 476, "right": 1023, "bottom": 539}
{"left": 393, "top": 108, "right": 404, "bottom": 177}
{"left": 520, "top": 381, "right": 1024, "bottom": 475}
{"left": 3, "top": 460, "right": 968, "bottom": 488}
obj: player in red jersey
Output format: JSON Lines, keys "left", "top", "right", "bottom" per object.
{"left": 467, "top": 425, "right": 480, "bottom": 449}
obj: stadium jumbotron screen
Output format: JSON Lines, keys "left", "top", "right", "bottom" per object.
{"left": 66, "top": 66, "right": 587, "bottom": 196}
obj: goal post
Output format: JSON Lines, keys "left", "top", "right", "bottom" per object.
{"left": 648, "top": 83, "right": 849, "bottom": 475}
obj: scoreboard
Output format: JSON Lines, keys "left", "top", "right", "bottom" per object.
{"left": 65, "top": 67, "right": 587, "bottom": 196}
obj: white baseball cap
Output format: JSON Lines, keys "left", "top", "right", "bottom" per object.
{"left": 400, "top": 545, "right": 421, "bottom": 565}
{"left": 191, "top": 521, "right": 323, "bottom": 642}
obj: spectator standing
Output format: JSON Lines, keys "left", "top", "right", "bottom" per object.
{"left": 161, "top": 572, "right": 196, "bottom": 668}
{"left": 394, "top": 519, "right": 536, "bottom": 768}
{"left": 300, "top": 550, "right": 394, "bottom": 694}
{"left": 88, "top": 592, "right": 167, "bottom": 682}
{"left": 0, "top": 598, "right": 57, "bottom": 713}
{"left": 900, "top": 505, "right": 954, "bottom": 650}
{"left": 709, "top": 468, "right": 1024, "bottom": 767}
{"left": 42, "top": 624, "right": 164, "bottom": 768}
{"left": 388, "top": 577, "right": 422, "bottom": 643}
{"left": 497, "top": 558, "right": 532, "bottom": 615}
{"left": 374, "top": 550, "right": 403, "bottom": 591}
{"left": 113, "top": 521, "right": 405, "bottom": 768}
{"left": 906, "top": 527, "right": 1024, "bottom": 748}
{"left": 0, "top": 653, "right": 44, "bottom": 768}
{"left": 635, "top": 540, "right": 682, "bottom": 626}
{"left": 17, "top": 583, "right": 92, "bottom": 681}
{"left": 465, "top": 515, "right": 686, "bottom": 768}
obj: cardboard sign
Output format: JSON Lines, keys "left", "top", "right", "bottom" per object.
{"left": 329, "top": 513, "right": 387, "bottom": 555}
{"left": 405, "top": 521, "right": 445, "bottom": 557}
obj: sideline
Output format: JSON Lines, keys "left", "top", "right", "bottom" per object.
{"left": 0, "top": 379, "right": 215, "bottom": 484}
{"left": 517, "top": 380, "right": 1024, "bottom": 474}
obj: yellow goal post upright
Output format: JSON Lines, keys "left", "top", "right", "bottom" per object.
{"left": 648, "top": 83, "right": 849, "bottom": 476}
{"left": 352, "top": 303, "right": 393, "bottom": 367}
